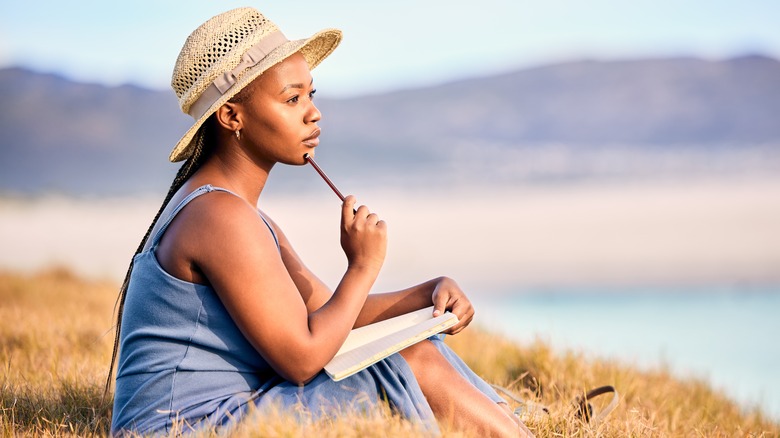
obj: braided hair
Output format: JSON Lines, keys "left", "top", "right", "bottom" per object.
{"left": 104, "top": 117, "right": 216, "bottom": 396}
{"left": 104, "top": 82, "right": 255, "bottom": 397}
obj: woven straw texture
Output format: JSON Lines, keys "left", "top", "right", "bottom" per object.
{"left": 169, "top": 7, "right": 341, "bottom": 162}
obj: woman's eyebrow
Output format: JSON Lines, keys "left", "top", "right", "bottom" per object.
{"left": 280, "top": 83, "right": 303, "bottom": 94}
{"left": 279, "top": 79, "right": 314, "bottom": 94}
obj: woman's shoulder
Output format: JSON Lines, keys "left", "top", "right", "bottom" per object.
{"left": 177, "top": 186, "right": 263, "bottom": 235}
{"left": 155, "top": 184, "right": 278, "bottom": 283}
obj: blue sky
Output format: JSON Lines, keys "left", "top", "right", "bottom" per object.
{"left": 1, "top": 0, "right": 778, "bottom": 97}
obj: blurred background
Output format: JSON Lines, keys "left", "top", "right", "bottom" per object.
{"left": 1, "top": 0, "right": 778, "bottom": 420}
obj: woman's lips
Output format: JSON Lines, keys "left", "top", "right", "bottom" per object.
{"left": 303, "top": 128, "right": 321, "bottom": 147}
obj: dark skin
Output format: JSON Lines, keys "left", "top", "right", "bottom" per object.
{"left": 152, "top": 53, "right": 531, "bottom": 437}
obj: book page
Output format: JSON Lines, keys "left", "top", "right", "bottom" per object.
{"left": 335, "top": 306, "right": 441, "bottom": 354}
{"left": 324, "top": 306, "right": 458, "bottom": 381}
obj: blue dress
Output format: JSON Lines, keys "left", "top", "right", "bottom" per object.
{"left": 111, "top": 185, "right": 503, "bottom": 436}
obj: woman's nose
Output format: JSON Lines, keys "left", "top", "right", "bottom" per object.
{"left": 306, "top": 100, "right": 321, "bottom": 124}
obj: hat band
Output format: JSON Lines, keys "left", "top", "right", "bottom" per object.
{"left": 187, "top": 30, "right": 289, "bottom": 119}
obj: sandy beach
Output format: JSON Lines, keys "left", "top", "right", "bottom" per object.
{"left": 1, "top": 176, "right": 778, "bottom": 292}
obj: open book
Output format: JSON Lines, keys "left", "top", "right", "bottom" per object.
{"left": 324, "top": 306, "right": 458, "bottom": 381}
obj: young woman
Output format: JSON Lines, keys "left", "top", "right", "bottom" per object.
{"left": 109, "top": 7, "right": 532, "bottom": 437}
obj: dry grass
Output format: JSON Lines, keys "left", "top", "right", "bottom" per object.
{"left": 446, "top": 330, "right": 778, "bottom": 437}
{"left": 1, "top": 269, "right": 777, "bottom": 437}
{"left": 0, "top": 268, "right": 114, "bottom": 436}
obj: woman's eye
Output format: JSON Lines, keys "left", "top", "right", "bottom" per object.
{"left": 309, "top": 89, "right": 317, "bottom": 100}
{"left": 287, "top": 95, "right": 299, "bottom": 104}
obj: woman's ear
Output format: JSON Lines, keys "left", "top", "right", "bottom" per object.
{"left": 214, "top": 102, "right": 242, "bottom": 132}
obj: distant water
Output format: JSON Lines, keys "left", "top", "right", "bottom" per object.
{"left": 472, "top": 285, "right": 780, "bottom": 420}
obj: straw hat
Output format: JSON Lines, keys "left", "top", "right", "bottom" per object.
{"left": 169, "top": 7, "right": 342, "bottom": 162}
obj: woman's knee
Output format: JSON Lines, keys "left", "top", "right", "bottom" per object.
{"left": 399, "top": 340, "right": 447, "bottom": 380}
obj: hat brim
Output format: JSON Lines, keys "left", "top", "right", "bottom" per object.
{"left": 168, "top": 28, "right": 342, "bottom": 162}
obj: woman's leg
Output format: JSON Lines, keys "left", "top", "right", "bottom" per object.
{"left": 400, "top": 340, "right": 534, "bottom": 437}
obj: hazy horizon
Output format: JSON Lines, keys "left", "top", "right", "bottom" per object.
{"left": 2, "top": 175, "right": 778, "bottom": 291}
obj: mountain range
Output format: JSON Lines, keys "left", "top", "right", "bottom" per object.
{"left": 1, "top": 54, "right": 778, "bottom": 195}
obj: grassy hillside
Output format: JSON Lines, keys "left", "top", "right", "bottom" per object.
{"left": 1, "top": 269, "right": 777, "bottom": 437}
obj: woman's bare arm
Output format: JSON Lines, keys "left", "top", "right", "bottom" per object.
{"left": 163, "top": 193, "right": 385, "bottom": 384}
{"left": 265, "top": 207, "right": 476, "bottom": 334}
{"left": 356, "top": 277, "right": 475, "bottom": 334}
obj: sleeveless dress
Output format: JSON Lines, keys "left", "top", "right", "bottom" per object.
{"left": 111, "top": 185, "right": 503, "bottom": 436}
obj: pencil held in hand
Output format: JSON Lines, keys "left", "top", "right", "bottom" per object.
{"left": 304, "top": 153, "right": 347, "bottom": 202}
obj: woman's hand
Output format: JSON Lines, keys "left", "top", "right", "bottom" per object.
{"left": 431, "top": 277, "right": 474, "bottom": 335}
{"left": 340, "top": 195, "right": 387, "bottom": 272}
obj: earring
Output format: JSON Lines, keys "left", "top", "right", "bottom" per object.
{"left": 235, "top": 129, "right": 241, "bottom": 141}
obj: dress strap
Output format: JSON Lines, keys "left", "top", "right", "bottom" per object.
{"left": 148, "top": 185, "right": 279, "bottom": 251}
{"left": 258, "top": 214, "right": 280, "bottom": 250}
{"left": 149, "top": 185, "right": 227, "bottom": 248}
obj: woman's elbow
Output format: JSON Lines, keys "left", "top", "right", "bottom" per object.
{"left": 265, "top": 339, "right": 334, "bottom": 384}
{"left": 275, "top": 361, "right": 324, "bottom": 385}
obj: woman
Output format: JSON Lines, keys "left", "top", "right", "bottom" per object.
{"left": 109, "top": 7, "right": 531, "bottom": 437}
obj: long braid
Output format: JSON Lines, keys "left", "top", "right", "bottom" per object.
{"left": 104, "top": 122, "right": 213, "bottom": 397}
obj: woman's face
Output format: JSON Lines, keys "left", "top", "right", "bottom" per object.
{"left": 236, "top": 53, "right": 321, "bottom": 166}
